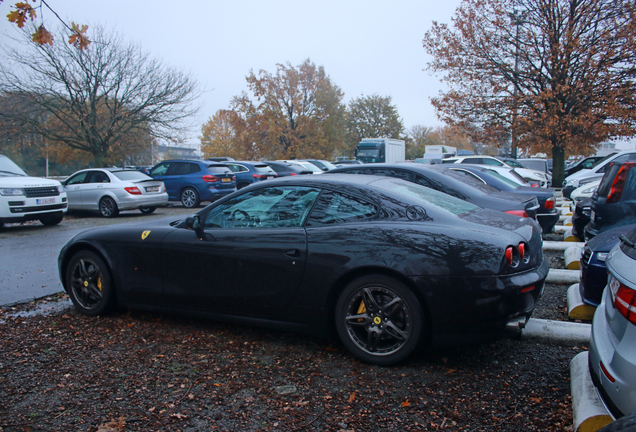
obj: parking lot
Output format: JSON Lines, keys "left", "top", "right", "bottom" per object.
{"left": 0, "top": 206, "right": 582, "bottom": 431}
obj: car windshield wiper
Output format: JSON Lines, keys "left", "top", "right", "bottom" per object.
{"left": 0, "top": 170, "right": 26, "bottom": 176}
{"left": 619, "top": 234, "right": 635, "bottom": 249}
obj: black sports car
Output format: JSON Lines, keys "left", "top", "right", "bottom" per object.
{"left": 58, "top": 175, "right": 548, "bottom": 365}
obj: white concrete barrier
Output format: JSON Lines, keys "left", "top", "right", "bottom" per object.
{"left": 547, "top": 268, "right": 581, "bottom": 284}
{"left": 543, "top": 241, "right": 585, "bottom": 251}
{"left": 565, "top": 245, "right": 583, "bottom": 270}
{"left": 522, "top": 318, "right": 590, "bottom": 345}
{"left": 567, "top": 283, "right": 596, "bottom": 322}
{"left": 570, "top": 352, "right": 613, "bottom": 432}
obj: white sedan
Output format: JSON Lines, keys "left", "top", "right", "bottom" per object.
{"left": 63, "top": 168, "right": 168, "bottom": 217}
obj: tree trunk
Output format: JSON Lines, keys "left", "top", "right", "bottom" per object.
{"left": 551, "top": 145, "right": 565, "bottom": 188}
{"left": 93, "top": 151, "right": 105, "bottom": 168}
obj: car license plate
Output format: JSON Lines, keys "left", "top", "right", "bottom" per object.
{"left": 609, "top": 275, "right": 620, "bottom": 302}
{"left": 222, "top": 178, "right": 231, "bottom": 182}
{"left": 145, "top": 186, "right": 160, "bottom": 192}
{"left": 267, "top": 176, "right": 275, "bottom": 180}
{"left": 36, "top": 198, "right": 55, "bottom": 205}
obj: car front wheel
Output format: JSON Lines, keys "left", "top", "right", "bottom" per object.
{"left": 66, "top": 250, "right": 115, "bottom": 316}
{"left": 99, "top": 197, "right": 119, "bottom": 217}
{"left": 181, "top": 187, "right": 200, "bottom": 208}
{"left": 39, "top": 213, "right": 64, "bottom": 226}
{"left": 335, "top": 275, "right": 423, "bottom": 365}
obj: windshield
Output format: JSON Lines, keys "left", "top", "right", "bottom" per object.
{"left": 372, "top": 177, "right": 479, "bottom": 215}
{"left": 483, "top": 169, "right": 525, "bottom": 188}
{"left": 0, "top": 156, "right": 27, "bottom": 176}
{"left": 358, "top": 149, "right": 380, "bottom": 157}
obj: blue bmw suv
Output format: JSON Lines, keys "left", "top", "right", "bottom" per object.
{"left": 149, "top": 160, "right": 236, "bottom": 208}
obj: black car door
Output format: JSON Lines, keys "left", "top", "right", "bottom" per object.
{"left": 160, "top": 185, "right": 321, "bottom": 316}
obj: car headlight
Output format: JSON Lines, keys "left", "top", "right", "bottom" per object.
{"left": 596, "top": 252, "right": 608, "bottom": 262}
{"left": 565, "top": 179, "right": 580, "bottom": 188}
{"left": 57, "top": 185, "right": 64, "bottom": 193}
{"left": 582, "top": 185, "right": 597, "bottom": 194}
{"left": 0, "top": 188, "right": 24, "bottom": 196}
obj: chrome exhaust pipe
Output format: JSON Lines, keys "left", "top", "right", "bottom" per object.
{"left": 505, "top": 316, "right": 527, "bottom": 332}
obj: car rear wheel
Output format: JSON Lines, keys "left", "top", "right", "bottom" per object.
{"left": 181, "top": 187, "right": 200, "bottom": 208}
{"left": 39, "top": 213, "right": 63, "bottom": 226}
{"left": 335, "top": 275, "right": 423, "bottom": 365}
{"left": 66, "top": 250, "right": 115, "bottom": 316}
{"left": 99, "top": 197, "right": 119, "bottom": 217}
{"left": 139, "top": 206, "right": 156, "bottom": 214}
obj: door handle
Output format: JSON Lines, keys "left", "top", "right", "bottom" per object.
{"left": 285, "top": 249, "right": 300, "bottom": 258}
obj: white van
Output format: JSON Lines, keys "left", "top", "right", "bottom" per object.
{"left": 0, "top": 155, "right": 67, "bottom": 229}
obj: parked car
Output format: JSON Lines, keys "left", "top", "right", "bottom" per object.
{"left": 148, "top": 160, "right": 236, "bottom": 208}
{"left": 0, "top": 154, "right": 67, "bottom": 228}
{"left": 517, "top": 158, "right": 552, "bottom": 176}
{"left": 589, "top": 226, "right": 636, "bottom": 418}
{"left": 570, "top": 179, "right": 601, "bottom": 204}
{"left": 579, "top": 224, "right": 636, "bottom": 307}
{"left": 225, "top": 161, "right": 277, "bottom": 189}
{"left": 571, "top": 197, "right": 592, "bottom": 241}
{"left": 299, "top": 159, "right": 337, "bottom": 171}
{"left": 586, "top": 161, "right": 636, "bottom": 240}
{"left": 277, "top": 160, "right": 324, "bottom": 174}
{"left": 207, "top": 157, "right": 235, "bottom": 162}
{"left": 332, "top": 160, "right": 363, "bottom": 167}
{"left": 563, "top": 151, "right": 636, "bottom": 198}
{"left": 565, "top": 155, "right": 611, "bottom": 178}
{"left": 58, "top": 174, "right": 548, "bottom": 365}
{"left": 436, "top": 164, "right": 560, "bottom": 233}
{"left": 63, "top": 168, "right": 168, "bottom": 217}
{"left": 441, "top": 155, "right": 551, "bottom": 187}
{"left": 327, "top": 163, "right": 541, "bottom": 220}
{"left": 263, "top": 161, "right": 313, "bottom": 177}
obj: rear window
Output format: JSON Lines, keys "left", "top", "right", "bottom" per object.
{"left": 206, "top": 165, "right": 232, "bottom": 174}
{"left": 372, "top": 177, "right": 479, "bottom": 215}
{"left": 112, "top": 171, "right": 151, "bottom": 181}
{"left": 253, "top": 165, "right": 276, "bottom": 174}
{"left": 483, "top": 169, "right": 526, "bottom": 188}
{"left": 597, "top": 163, "right": 624, "bottom": 198}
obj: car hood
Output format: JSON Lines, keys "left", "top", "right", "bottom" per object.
{"left": 0, "top": 175, "right": 62, "bottom": 187}
{"left": 589, "top": 224, "right": 636, "bottom": 252}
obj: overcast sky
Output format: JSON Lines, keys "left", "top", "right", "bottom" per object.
{"left": 2, "top": 0, "right": 463, "bottom": 142}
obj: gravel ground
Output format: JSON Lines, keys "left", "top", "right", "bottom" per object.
{"left": 0, "top": 216, "right": 584, "bottom": 432}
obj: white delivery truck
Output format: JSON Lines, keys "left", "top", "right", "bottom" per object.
{"left": 355, "top": 138, "right": 405, "bottom": 164}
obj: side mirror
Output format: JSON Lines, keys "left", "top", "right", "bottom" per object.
{"left": 185, "top": 215, "right": 202, "bottom": 231}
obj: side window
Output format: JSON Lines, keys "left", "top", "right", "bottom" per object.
{"left": 450, "top": 169, "right": 486, "bottom": 184}
{"left": 414, "top": 175, "right": 439, "bottom": 190}
{"left": 461, "top": 158, "right": 480, "bottom": 164}
{"left": 150, "top": 163, "right": 170, "bottom": 176}
{"left": 307, "top": 190, "right": 377, "bottom": 226}
{"left": 66, "top": 172, "right": 88, "bottom": 185}
{"left": 204, "top": 186, "right": 320, "bottom": 229}
{"left": 87, "top": 171, "right": 110, "bottom": 183}
{"left": 368, "top": 168, "right": 415, "bottom": 182}
{"left": 189, "top": 163, "right": 202, "bottom": 174}
{"left": 483, "top": 158, "right": 503, "bottom": 166}
{"left": 169, "top": 163, "right": 189, "bottom": 175}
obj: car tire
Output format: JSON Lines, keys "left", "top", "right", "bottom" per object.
{"left": 99, "top": 197, "right": 119, "bottom": 218}
{"left": 335, "top": 275, "right": 423, "bottom": 365}
{"left": 181, "top": 187, "right": 200, "bottom": 208}
{"left": 597, "top": 411, "right": 636, "bottom": 432}
{"left": 139, "top": 206, "right": 156, "bottom": 214}
{"left": 39, "top": 213, "right": 64, "bottom": 226}
{"left": 66, "top": 250, "right": 115, "bottom": 316}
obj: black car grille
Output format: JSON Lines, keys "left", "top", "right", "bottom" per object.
{"left": 24, "top": 187, "right": 60, "bottom": 198}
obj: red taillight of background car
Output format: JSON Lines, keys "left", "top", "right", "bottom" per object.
{"left": 504, "top": 210, "right": 529, "bottom": 218}
{"left": 544, "top": 197, "right": 555, "bottom": 210}
{"left": 606, "top": 162, "right": 636, "bottom": 203}
{"left": 124, "top": 187, "right": 141, "bottom": 195}
{"left": 253, "top": 174, "right": 267, "bottom": 179}
{"left": 614, "top": 283, "right": 636, "bottom": 325}
{"left": 531, "top": 183, "right": 539, "bottom": 188}
{"left": 289, "top": 173, "right": 297, "bottom": 176}
{"left": 202, "top": 175, "right": 220, "bottom": 183}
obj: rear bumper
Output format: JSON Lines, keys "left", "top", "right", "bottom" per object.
{"left": 117, "top": 193, "right": 169, "bottom": 211}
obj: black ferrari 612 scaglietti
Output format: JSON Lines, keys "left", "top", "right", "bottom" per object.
{"left": 58, "top": 174, "right": 548, "bottom": 365}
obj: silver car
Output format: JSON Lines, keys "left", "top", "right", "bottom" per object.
{"left": 589, "top": 226, "right": 636, "bottom": 419}
{"left": 63, "top": 168, "right": 168, "bottom": 217}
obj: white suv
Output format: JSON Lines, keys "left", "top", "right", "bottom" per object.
{"left": 0, "top": 155, "right": 67, "bottom": 229}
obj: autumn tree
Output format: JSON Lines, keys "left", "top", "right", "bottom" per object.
{"left": 0, "top": 25, "right": 200, "bottom": 167}
{"left": 345, "top": 94, "right": 405, "bottom": 154}
{"left": 230, "top": 59, "right": 346, "bottom": 160}
{"left": 423, "top": 0, "right": 636, "bottom": 185}
{"left": 200, "top": 110, "right": 247, "bottom": 160}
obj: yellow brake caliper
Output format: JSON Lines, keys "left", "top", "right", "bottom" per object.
{"left": 97, "top": 276, "right": 102, "bottom": 291}
{"left": 357, "top": 300, "right": 366, "bottom": 322}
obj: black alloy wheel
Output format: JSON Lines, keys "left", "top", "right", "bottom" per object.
{"left": 139, "top": 206, "right": 156, "bottom": 214}
{"left": 66, "top": 250, "right": 115, "bottom": 316}
{"left": 335, "top": 275, "right": 423, "bottom": 365}
{"left": 99, "top": 196, "right": 119, "bottom": 217}
{"left": 181, "top": 187, "right": 200, "bottom": 208}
